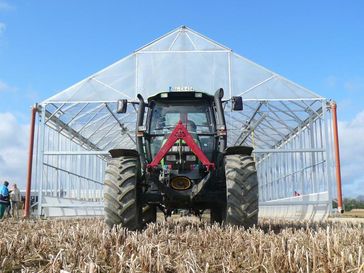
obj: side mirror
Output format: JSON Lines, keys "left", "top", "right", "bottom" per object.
{"left": 116, "top": 99, "right": 127, "bottom": 113}
{"left": 231, "top": 96, "right": 243, "bottom": 111}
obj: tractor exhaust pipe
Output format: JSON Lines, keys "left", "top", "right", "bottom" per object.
{"left": 136, "top": 94, "right": 146, "bottom": 169}
{"left": 136, "top": 94, "right": 145, "bottom": 128}
{"left": 214, "top": 88, "right": 227, "bottom": 152}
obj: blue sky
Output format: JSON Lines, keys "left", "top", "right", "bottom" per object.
{"left": 0, "top": 0, "right": 363, "bottom": 197}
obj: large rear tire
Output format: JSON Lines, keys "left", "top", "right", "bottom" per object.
{"left": 223, "top": 154, "right": 258, "bottom": 228}
{"left": 104, "top": 156, "right": 142, "bottom": 230}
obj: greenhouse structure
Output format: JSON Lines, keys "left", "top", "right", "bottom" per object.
{"left": 25, "top": 26, "right": 342, "bottom": 219}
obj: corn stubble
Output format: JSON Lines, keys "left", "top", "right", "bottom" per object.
{"left": 0, "top": 218, "right": 363, "bottom": 273}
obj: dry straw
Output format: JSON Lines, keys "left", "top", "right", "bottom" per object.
{"left": 0, "top": 217, "right": 363, "bottom": 272}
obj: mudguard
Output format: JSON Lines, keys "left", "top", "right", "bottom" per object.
{"left": 109, "top": 149, "right": 139, "bottom": 158}
{"left": 224, "top": 146, "right": 253, "bottom": 156}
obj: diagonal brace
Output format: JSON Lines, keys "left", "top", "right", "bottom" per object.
{"left": 147, "top": 121, "right": 215, "bottom": 171}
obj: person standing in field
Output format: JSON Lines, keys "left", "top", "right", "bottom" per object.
{"left": 10, "top": 184, "right": 22, "bottom": 219}
{"left": 0, "top": 181, "right": 10, "bottom": 220}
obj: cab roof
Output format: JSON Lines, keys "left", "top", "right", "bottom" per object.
{"left": 147, "top": 91, "right": 214, "bottom": 103}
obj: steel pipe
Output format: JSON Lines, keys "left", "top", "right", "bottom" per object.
{"left": 330, "top": 101, "right": 344, "bottom": 213}
{"left": 24, "top": 105, "right": 38, "bottom": 218}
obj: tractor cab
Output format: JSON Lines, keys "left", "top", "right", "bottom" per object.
{"left": 146, "top": 91, "right": 216, "bottom": 172}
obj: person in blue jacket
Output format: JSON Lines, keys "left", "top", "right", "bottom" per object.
{"left": 0, "top": 181, "right": 10, "bottom": 220}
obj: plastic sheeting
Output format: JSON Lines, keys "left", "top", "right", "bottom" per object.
{"left": 41, "top": 26, "right": 325, "bottom": 151}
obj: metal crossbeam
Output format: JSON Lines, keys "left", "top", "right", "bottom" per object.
{"left": 44, "top": 109, "right": 101, "bottom": 152}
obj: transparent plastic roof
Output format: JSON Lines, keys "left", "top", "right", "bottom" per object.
{"left": 43, "top": 26, "right": 322, "bottom": 104}
{"left": 41, "top": 26, "right": 326, "bottom": 153}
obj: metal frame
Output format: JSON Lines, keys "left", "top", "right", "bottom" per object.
{"left": 28, "top": 26, "right": 339, "bottom": 219}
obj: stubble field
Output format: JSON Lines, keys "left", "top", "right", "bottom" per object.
{"left": 0, "top": 217, "right": 363, "bottom": 273}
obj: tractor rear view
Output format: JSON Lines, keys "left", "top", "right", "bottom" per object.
{"left": 104, "top": 88, "right": 258, "bottom": 230}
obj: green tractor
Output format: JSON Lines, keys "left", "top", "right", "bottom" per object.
{"left": 104, "top": 88, "right": 258, "bottom": 230}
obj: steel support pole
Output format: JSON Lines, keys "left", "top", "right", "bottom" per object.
{"left": 38, "top": 106, "right": 46, "bottom": 216}
{"left": 330, "top": 101, "right": 344, "bottom": 213}
{"left": 24, "top": 105, "right": 38, "bottom": 218}
{"left": 322, "top": 101, "right": 333, "bottom": 214}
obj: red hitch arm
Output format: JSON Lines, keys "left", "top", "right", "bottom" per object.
{"left": 147, "top": 121, "right": 215, "bottom": 171}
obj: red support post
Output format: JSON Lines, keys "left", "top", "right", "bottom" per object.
{"left": 24, "top": 105, "right": 37, "bottom": 218}
{"left": 330, "top": 101, "right": 344, "bottom": 213}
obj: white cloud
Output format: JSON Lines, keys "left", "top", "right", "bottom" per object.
{"left": 0, "top": 0, "right": 13, "bottom": 11}
{"left": 324, "top": 75, "right": 337, "bottom": 88}
{"left": 0, "top": 113, "right": 29, "bottom": 189}
{"left": 338, "top": 110, "right": 364, "bottom": 197}
{"left": 0, "top": 79, "right": 9, "bottom": 92}
{"left": 323, "top": 75, "right": 364, "bottom": 94}
{"left": 344, "top": 79, "right": 364, "bottom": 92}
{"left": 0, "top": 0, "right": 13, "bottom": 40}
{"left": 0, "top": 22, "right": 5, "bottom": 36}
{"left": 0, "top": 79, "right": 17, "bottom": 93}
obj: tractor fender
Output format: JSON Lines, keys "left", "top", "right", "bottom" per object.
{"left": 224, "top": 146, "right": 253, "bottom": 156}
{"left": 109, "top": 149, "right": 139, "bottom": 158}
